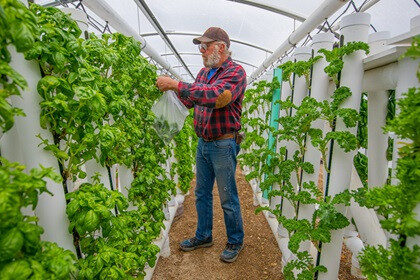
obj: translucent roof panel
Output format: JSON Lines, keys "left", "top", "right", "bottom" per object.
{"left": 35, "top": 0, "right": 419, "bottom": 82}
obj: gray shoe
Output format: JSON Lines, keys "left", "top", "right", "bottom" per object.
{"left": 220, "top": 243, "right": 244, "bottom": 263}
{"left": 179, "top": 237, "right": 213, "bottom": 252}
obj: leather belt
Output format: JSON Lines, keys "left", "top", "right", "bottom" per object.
{"left": 203, "top": 132, "right": 235, "bottom": 142}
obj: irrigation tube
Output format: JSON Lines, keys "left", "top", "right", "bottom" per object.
{"left": 83, "top": 0, "right": 182, "bottom": 80}
{"left": 318, "top": 13, "right": 371, "bottom": 280}
{"left": 249, "top": 0, "right": 349, "bottom": 83}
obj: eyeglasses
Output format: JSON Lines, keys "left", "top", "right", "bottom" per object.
{"left": 198, "top": 42, "right": 214, "bottom": 52}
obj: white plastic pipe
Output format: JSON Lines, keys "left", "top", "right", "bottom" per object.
{"left": 343, "top": 225, "right": 365, "bottom": 278}
{"left": 349, "top": 165, "right": 387, "bottom": 246}
{"left": 318, "top": 13, "right": 371, "bottom": 280}
{"left": 362, "top": 62, "right": 398, "bottom": 92}
{"left": 391, "top": 56, "right": 419, "bottom": 184}
{"left": 287, "top": 46, "right": 312, "bottom": 209}
{"left": 365, "top": 31, "right": 393, "bottom": 189}
{"left": 392, "top": 21, "right": 420, "bottom": 247}
{"left": 249, "top": 0, "right": 349, "bottom": 83}
{"left": 367, "top": 90, "right": 388, "bottom": 188}
{"left": 83, "top": 0, "right": 181, "bottom": 80}
{"left": 0, "top": 0, "right": 75, "bottom": 253}
{"left": 298, "top": 33, "right": 336, "bottom": 255}
{"left": 368, "top": 31, "right": 391, "bottom": 55}
{"left": 287, "top": 46, "right": 312, "bottom": 195}
{"left": 278, "top": 48, "right": 312, "bottom": 268}
{"left": 270, "top": 57, "right": 293, "bottom": 218}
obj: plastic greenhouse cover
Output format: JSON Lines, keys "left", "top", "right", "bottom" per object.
{"left": 36, "top": 0, "right": 419, "bottom": 83}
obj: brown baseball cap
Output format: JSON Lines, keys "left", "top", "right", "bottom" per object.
{"left": 193, "top": 27, "right": 230, "bottom": 49}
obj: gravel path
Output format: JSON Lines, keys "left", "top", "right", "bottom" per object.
{"left": 152, "top": 167, "right": 284, "bottom": 280}
{"left": 152, "top": 167, "right": 359, "bottom": 280}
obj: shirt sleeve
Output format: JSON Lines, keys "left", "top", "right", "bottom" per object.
{"left": 175, "top": 82, "right": 194, "bottom": 109}
{"left": 177, "top": 66, "right": 246, "bottom": 109}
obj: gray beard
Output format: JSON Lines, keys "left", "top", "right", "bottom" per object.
{"left": 203, "top": 47, "right": 221, "bottom": 68}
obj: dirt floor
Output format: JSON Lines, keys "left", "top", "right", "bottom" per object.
{"left": 152, "top": 167, "right": 359, "bottom": 280}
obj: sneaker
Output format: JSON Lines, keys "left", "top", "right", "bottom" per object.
{"left": 220, "top": 243, "right": 244, "bottom": 263}
{"left": 179, "top": 237, "right": 213, "bottom": 252}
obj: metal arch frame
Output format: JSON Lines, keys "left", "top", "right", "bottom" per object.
{"left": 226, "top": 0, "right": 307, "bottom": 21}
{"left": 141, "top": 32, "right": 273, "bottom": 54}
{"left": 172, "top": 65, "right": 203, "bottom": 69}
{"left": 160, "top": 52, "right": 258, "bottom": 68}
{"left": 133, "top": 0, "right": 195, "bottom": 80}
{"left": 226, "top": 0, "right": 339, "bottom": 36}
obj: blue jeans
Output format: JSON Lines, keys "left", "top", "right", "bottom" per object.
{"left": 194, "top": 137, "right": 244, "bottom": 245}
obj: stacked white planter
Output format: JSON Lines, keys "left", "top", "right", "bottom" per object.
{"left": 318, "top": 13, "right": 371, "bottom": 280}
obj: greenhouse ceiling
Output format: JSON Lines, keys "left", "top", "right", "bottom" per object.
{"left": 35, "top": 0, "right": 419, "bottom": 83}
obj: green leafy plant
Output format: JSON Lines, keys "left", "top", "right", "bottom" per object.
{"left": 0, "top": 0, "right": 38, "bottom": 132}
{"left": 66, "top": 180, "right": 161, "bottom": 279}
{"left": 0, "top": 157, "right": 76, "bottom": 279}
{"left": 319, "top": 41, "right": 369, "bottom": 86}
{"left": 21, "top": 4, "right": 178, "bottom": 278}
{"left": 278, "top": 56, "right": 322, "bottom": 89}
{"left": 240, "top": 42, "right": 369, "bottom": 279}
{"left": 353, "top": 38, "right": 420, "bottom": 279}
{"left": 172, "top": 113, "right": 196, "bottom": 193}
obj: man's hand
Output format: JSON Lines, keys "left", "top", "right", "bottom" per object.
{"left": 156, "top": 76, "right": 179, "bottom": 92}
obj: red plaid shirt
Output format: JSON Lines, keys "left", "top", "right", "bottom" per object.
{"left": 176, "top": 57, "right": 247, "bottom": 140}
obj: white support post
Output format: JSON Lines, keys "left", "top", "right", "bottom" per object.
{"left": 0, "top": 0, "right": 75, "bottom": 253}
{"left": 283, "top": 47, "right": 312, "bottom": 220}
{"left": 298, "top": 33, "right": 335, "bottom": 256}
{"left": 279, "top": 48, "right": 312, "bottom": 269}
{"left": 269, "top": 59, "right": 293, "bottom": 217}
{"left": 273, "top": 57, "right": 293, "bottom": 222}
{"left": 392, "top": 18, "right": 420, "bottom": 248}
{"left": 391, "top": 58, "right": 419, "bottom": 184}
{"left": 367, "top": 31, "right": 392, "bottom": 189}
{"left": 349, "top": 164, "right": 387, "bottom": 247}
{"left": 318, "top": 13, "right": 371, "bottom": 280}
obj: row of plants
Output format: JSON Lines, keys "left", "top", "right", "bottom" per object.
{"left": 171, "top": 114, "right": 197, "bottom": 193}
{"left": 241, "top": 36, "right": 420, "bottom": 279}
{"left": 353, "top": 36, "right": 420, "bottom": 280}
{"left": 1, "top": 1, "right": 77, "bottom": 278}
{"left": 1, "top": 1, "right": 196, "bottom": 279}
{"left": 240, "top": 42, "right": 370, "bottom": 279}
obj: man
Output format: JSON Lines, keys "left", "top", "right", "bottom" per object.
{"left": 156, "top": 27, "right": 246, "bottom": 263}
